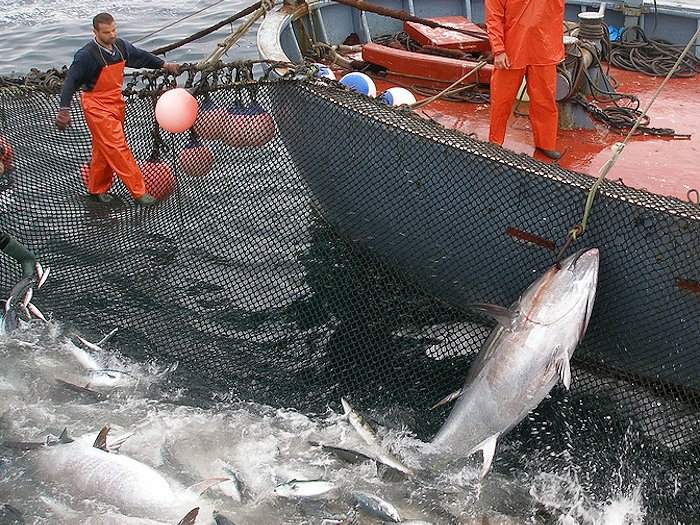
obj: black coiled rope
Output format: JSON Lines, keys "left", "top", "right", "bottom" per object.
{"left": 609, "top": 26, "right": 699, "bottom": 78}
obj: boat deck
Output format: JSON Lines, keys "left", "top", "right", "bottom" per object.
{"left": 370, "top": 69, "right": 699, "bottom": 202}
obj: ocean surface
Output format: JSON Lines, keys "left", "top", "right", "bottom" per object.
{"left": 0, "top": 0, "right": 259, "bottom": 76}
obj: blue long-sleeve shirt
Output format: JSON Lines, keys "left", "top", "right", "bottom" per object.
{"left": 59, "top": 38, "right": 164, "bottom": 108}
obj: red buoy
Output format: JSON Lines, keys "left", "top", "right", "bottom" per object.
{"left": 0, "top": 136, "right": 13, "bottom": 175}
{"left": 220, "top": 103, "right": 277, "bottom": 148}
{"left": 193, "top": 99, "right": 228, "bottom": 141}
{"left": 138, "top": 160, "right": 176, "bottom": 200}
{"left": 179, "top": 138, "right": 214, "bottom": 177}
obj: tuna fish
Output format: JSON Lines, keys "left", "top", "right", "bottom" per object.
{"left": 32, "top": 426, "right": 224, "bottom": 521}
{"left": 431, "top": 248, "right": 600, "bottom": 479}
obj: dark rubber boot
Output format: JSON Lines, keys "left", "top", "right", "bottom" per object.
{"left": 536, "top": 148, "right": 562, "bottom": 160}
{"left": 135, "top": 194, "right": 158, "bottom": 206}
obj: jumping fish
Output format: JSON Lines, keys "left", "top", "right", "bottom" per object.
{"left": 341, "top": 398, "right": 414, "bottom": 476}
{"left": 431, "top": 248, "right": 600, "bottom": 479}
{"left": 351, "top": 491, "right": 401, "bottom": 523}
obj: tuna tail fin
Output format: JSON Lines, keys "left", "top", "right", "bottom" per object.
{"left": 187, "top": 477, "right": 230, "bottom": 495}
{"left": 177, "top": 507, "right": 199, "bottom": 525}
{"left": 430, "top": 388, "right": 463, "bottom": 410}
{"left": 467, "top": 303, "right": 517, "bottom": 329}
{"left": 468, "top": 432, "right": 500, "bottom": 480}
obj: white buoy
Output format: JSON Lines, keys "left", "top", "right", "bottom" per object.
{"left": 379, "top": 87, "right": 417, "bottom": 106}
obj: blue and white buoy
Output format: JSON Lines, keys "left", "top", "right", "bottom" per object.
{"left": 312, "top": 63, "right": 336, "bottom": 80}
{"left": 379, "top": 87, "right": 417, "bottom": 106}
{"left": 339, "top": 72, "right": 377, "bottom": 97}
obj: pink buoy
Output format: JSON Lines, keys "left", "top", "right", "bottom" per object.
{"left": 192, "top": 99, "right": 228, "bottom": 141}
{"left": 0, "top": 136, "right": 13, "bottom": 175}
{"left": 221, "top": 103, "right": 277, "bottom": 148}
{"left": 179, "top": 138, "right": 214, "bottom": 177}
{"left": 155, "top": 88, "right": 198, "bottom": 133}
{"left": 138, "top": 160, "right": 176, "bottom": 200}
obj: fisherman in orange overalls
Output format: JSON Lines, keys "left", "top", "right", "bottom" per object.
{"left": 56, "top": 13, "right": 179, "bottom": 205}
{"left": 485, "top": 0, "right": 565, "bottom": 159}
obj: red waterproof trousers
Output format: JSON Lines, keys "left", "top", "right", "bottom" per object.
{"left": 488, "top": 65, "right": 558, "bottom": 150}
{"left": 81, "top": 59, "right": 146, "bottom": 198}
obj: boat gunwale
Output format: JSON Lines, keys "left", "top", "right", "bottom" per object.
{"left": 288, "top": 79, "right": 700, "bottom": 222}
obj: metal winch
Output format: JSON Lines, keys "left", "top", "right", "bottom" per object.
{"left": 556, "top": 5, "right": 617, "bottom": 129}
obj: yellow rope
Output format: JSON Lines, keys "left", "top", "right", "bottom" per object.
{"left": 409, "top": 60, "right": 488, "bottom": 109}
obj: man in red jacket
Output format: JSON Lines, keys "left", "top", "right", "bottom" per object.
{"left": 485, "top": 0, "right": 565, "bottom": 159}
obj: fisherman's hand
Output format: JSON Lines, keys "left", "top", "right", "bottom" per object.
{"left": 494, "top": 53, "right": 511, "bottom": 69}
{"left": 162, "top": 62, "right": 180, "bottom": 75}
{"left": 55, "top": 108, "right": 71, "bottom": 130}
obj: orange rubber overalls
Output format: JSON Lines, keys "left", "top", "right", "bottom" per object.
{"left": 81, "top": 45, "right": 146, "bottom": 198}
{"left": 485, "top": 0, "right": 565, "bottom": 151}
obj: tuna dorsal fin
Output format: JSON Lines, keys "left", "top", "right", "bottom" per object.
{"left": 468, "top": 432, "right": 500, "bottom": 480}
{"left": 58, "top": 427, "right": 73, "bottom": 444}
{"left": 468, "top": 304, "right": 517, "bottom": 328}
{"left": 177, "top": 507, "right": 199, "bottom": 525}
{"left": 93, "top": 425, "right": 110, "bottom": 451}
{"left": 556, "top": 349, "right": 572, "bottom": 390}
{"left": 430, "top": 388, "right": 463, "bottom": 410}
{"left": 187, "top": 477, "right": 230, "bottom": 495}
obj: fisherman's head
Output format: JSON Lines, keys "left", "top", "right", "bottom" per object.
{"left": 93, "top": 12, "right": 117, "bottom": 47}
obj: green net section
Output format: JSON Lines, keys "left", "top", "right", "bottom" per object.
{"left": 1, "top": 65, "right": 699, "bottom": 521}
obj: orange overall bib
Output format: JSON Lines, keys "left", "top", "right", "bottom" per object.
{"left": 81, "top": 49, "right": 146, "bottom": 198}
{"left": 485, "top": 0, "right": 565, "bottom": 151}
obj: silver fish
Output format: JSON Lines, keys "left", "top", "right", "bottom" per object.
{"left": 274, "top": 479, "right": 335, "bottom": 498}
{"left": 341, "top": 398, "right": 414, "bottom": 476}
{"left": 351, "top": 491, "right": 401, "bottom": 523}
{"left": 32, "top": 426, "right": 212, "bottom": 520}
{"left": 431, "top": 248, "right": 599, "bottom": 479}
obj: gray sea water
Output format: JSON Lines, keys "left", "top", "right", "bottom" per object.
{"left": 0, "top": 0, "right": 259, "bottom": 75}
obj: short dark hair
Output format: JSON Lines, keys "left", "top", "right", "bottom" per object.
{"left": 93, "top": 13, "right": 114, "bottom": 30}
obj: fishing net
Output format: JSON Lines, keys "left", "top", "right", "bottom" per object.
{"left": 0, "top": 63, "right": 698, "bottom": 522}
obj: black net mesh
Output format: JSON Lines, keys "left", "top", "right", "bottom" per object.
{"left": 1, "top": 64, "right": 699, "bottom": 522}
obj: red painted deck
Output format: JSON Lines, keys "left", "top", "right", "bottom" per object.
{"left": 372, "top": 70, "right": 700, "bottom": 202}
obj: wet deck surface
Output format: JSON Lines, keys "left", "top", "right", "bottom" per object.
{"left": 375, "top": 69, "right": 700, "bottom": 202}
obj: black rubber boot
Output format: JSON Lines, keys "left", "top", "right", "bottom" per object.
{"left": 2, "top": 236, "right": 36, "bottom": 279}
{"left": 88, "top": 193, "right": 114, "bottom": 203}
{"left": 536, "top": 148, "right": 562, "bottom": 160}
{"left": 135, "top": 194, "right": 158, "bottom": 206}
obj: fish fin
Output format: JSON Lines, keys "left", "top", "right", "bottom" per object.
{"left": 54, "top": 378, "right": 104, "bottom": 400}
{"left": 187, "top": 477, "right": 230, "bottom": 495}
{"left": 108, "top": 431, "right": 134, "bottom": 453}
{"left": 75, "top": 335, "right": 104, "bottom": 353}
{"left": 177, "top": 507, "right": 199, "bottom": 525}
{"left": 468, "top": 432, "right": 500, "bottom": 480}
{"left": 430, "top": 388, "right": 463, "bottom": 410}
{"left": 468, "top": 303, "right": 517, "bottom": 328}
{"left": 58, "top": 427, "right": 73, "bottom": 444}
{"left": 340, "top": 397, "right": 353, "bottom": 417}
{"left": 97, "top": 328, "right": 118, "bottom": 347}
{"left": 556, "top": 350, "right": 572, "bottom": 390}
{"left": 93, "top": 425, "right": 110, "bottom": 451}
